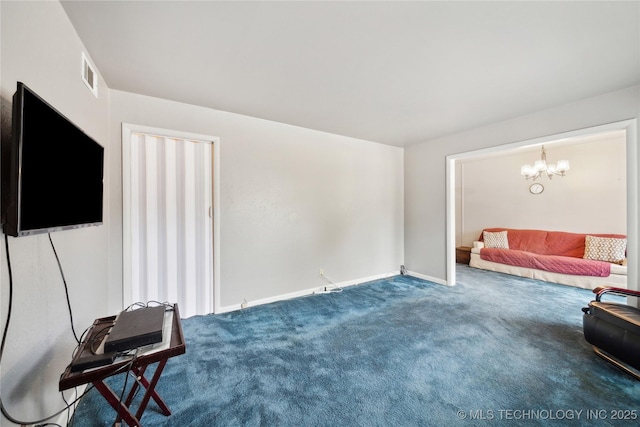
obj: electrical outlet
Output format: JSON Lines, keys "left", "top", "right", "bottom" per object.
{"left": 241, "top": 299, "right": 248, "bottom": 309}
{"left": 319, "top": 268, "right": 324, "bottom": 276}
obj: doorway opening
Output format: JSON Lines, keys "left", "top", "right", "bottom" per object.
{"left": 445, "top": 120, "right": 638, "bottom": 292}
{"left": 122, "top": 124, "right": 221, "bottom": 316}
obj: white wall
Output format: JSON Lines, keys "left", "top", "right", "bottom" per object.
{"left": 456, "top": 133, "right": 627, "bottom": 246}
{"left": 405, "top": 85, "right": 639, "bottom": 285}
{"left": 108, "top": 90, "right": 404, "bottom": 312}
{"left": 0, "top": 1, "right": 110, "bottom": 423}
{"left": 0, "top": 3, "right": 403, "bottom": 419}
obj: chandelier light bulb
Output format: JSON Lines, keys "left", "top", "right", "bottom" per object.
{"left": 556, "top": 160, "right": 570, "bottom": 173}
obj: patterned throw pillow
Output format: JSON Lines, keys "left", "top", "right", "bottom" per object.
{"left": 583, "top": 236, "right": 627, "bottom": 264}
{"left": 483, "top": 231, "right": 509, "bottom": 249}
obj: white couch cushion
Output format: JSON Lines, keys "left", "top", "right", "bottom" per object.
{"left": 483, "top": 230, "right": 509, "bottom": 249}
{"left": 584, "top": 235, "right": 626, "bottom": 265}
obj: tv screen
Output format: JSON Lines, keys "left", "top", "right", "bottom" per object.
{"left": 3, "top": 82, "right": 104, "bottom": 237}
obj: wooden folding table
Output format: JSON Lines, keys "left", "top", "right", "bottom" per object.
{"left": 60, "top": 304, "right": 186, "bottom": 427}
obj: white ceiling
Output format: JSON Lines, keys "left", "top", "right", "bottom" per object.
{"left": 61, "top": 1, "right": 640, "bottom": 147}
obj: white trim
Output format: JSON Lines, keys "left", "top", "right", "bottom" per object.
{"left": 406, "top": 270, "right": 449, "bottom": 286}
{"left": 625, "top": 120, "right": 639, "bottom": 297}
{"left": 212, "top": 137, "right": 222, "bottom": 314}
{"left": 121, "top": 123, "right": 222, "bottom": 313}
{"left": 122, "top": 123, "right": 217, "bottom": 144}
{"left": 122, "top": 124, "right": 133, "bottom": 310}
{"left": 446, "top": 147, "right": 457, "bottom": 286}
{"left": 216, "top": 271, "right": 400, "bottom": 314}
{"left": 445, "top": 119, "right": 638, "bottom": 290}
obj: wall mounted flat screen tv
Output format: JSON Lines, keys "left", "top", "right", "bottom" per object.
{"left": 3, "top": 82, "right": 104, "bottom": 237}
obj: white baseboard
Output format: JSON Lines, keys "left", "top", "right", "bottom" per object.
{"left": 406, "top": 270, "right": 449, "bottom": 286}
{"left": 217, "top": 271, "right": 400, "bottom": 314}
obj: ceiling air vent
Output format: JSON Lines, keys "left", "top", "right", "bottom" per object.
{"left": 81, "top": 52, "right": 98, "bottom": 98}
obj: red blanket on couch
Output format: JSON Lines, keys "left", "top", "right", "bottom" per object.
{"left": 480, "top": 248, "right": 611, "bottom": 277}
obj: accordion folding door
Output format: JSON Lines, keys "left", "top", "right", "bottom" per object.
{"left": 125, "top": 130, "right": 214, "bottom": 317}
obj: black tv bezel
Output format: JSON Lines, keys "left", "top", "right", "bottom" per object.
{"left": 3, "top": 82, "right": 105, "bottom": 237}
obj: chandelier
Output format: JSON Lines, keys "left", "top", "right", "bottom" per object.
{"left": 520, "top": 146, "right": 569, "bottom": 180}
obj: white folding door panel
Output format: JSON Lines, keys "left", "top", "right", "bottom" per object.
{"left": 129, "top": 132, "right": 213, "bottom": 317}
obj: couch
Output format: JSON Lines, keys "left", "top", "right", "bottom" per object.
{"left": 469, "top": 228, "right": 627, "bottom": 290}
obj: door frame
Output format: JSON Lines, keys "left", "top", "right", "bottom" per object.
{"left": 445, "top": 119, "right": 638, "bottom": 292}
{"left": 121, "top": 123, "right": 222, "bottom": 313}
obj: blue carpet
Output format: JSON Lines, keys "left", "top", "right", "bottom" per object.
{"left": 72, "top": 265, "right": 640, "bottom": 426}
